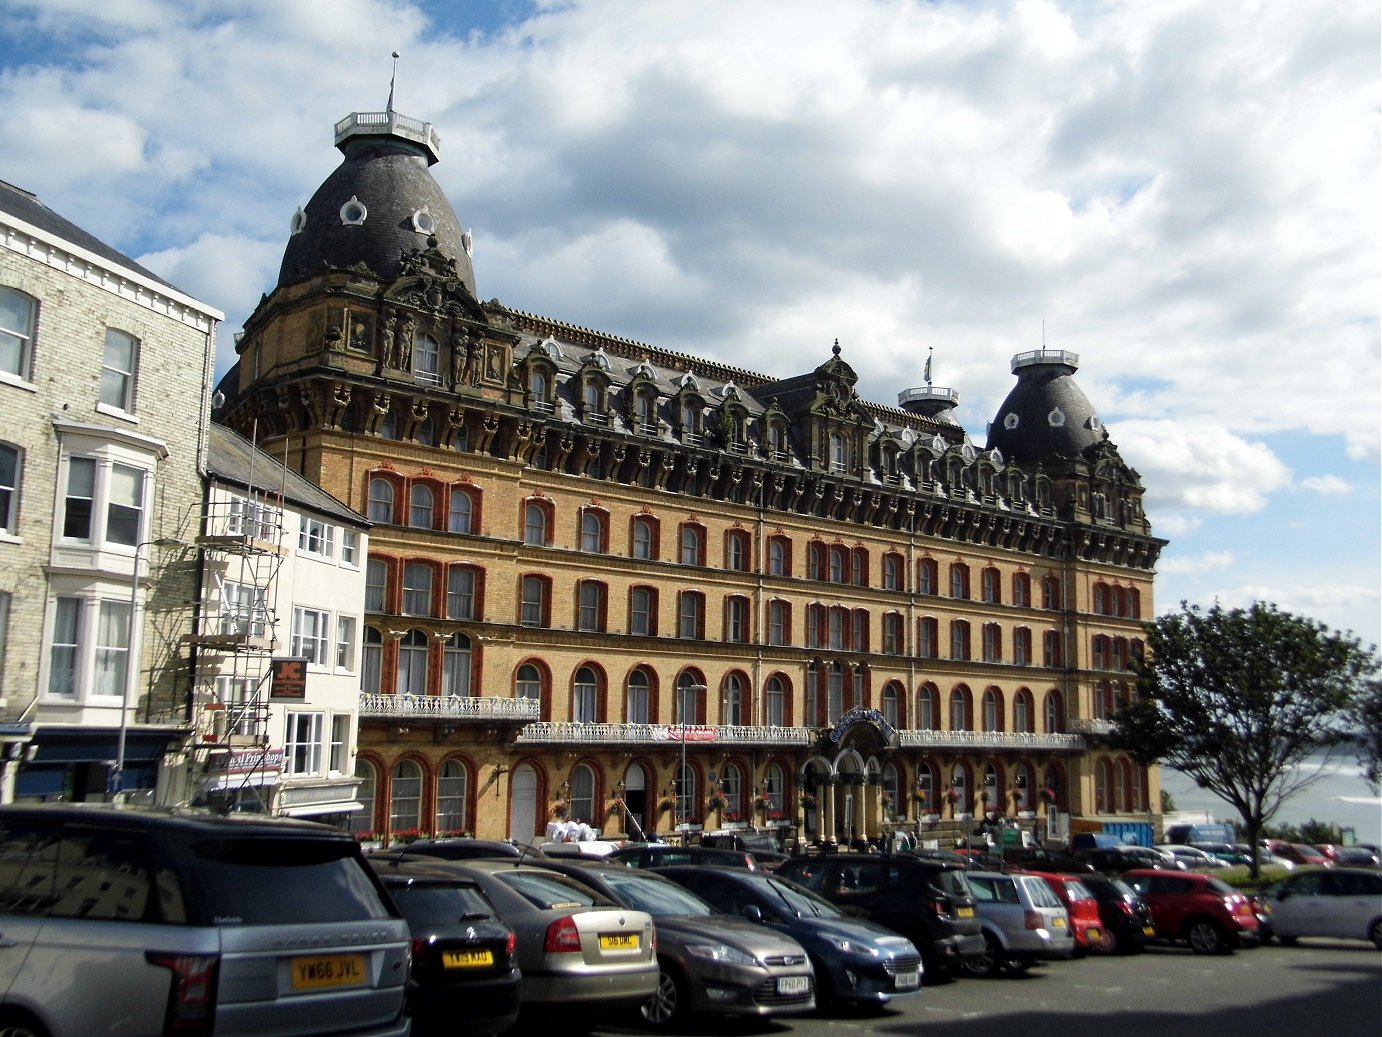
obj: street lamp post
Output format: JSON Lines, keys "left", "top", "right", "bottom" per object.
{"left": 111, "top": 536, "right": 183, "bottom": 800}
{"left": 678, "top": 683, "right": 707, "bottom": 846}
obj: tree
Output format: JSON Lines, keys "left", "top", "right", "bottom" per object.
{"left": 1112, "top": 601, "right": 1380, "bottom": 877}
{"left": 1347, "top": 678, "right": 1382, "bottom": 788}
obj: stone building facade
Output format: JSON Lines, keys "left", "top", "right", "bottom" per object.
{"left": 0, "top": 179, "right": 220, "bottom": 801}
{"left": 216, "top": 109, "right": 1165, "bottom": 847}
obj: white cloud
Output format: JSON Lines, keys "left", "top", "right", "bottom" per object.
{"left": 1114, "top": 420, "right": 1294, "bottom": 516}
{"left": 1158, "top": 551, "right": 1235, "bottom": 577}
{"left": 1298, "top": 474, "right": 1351, "bottom": 496}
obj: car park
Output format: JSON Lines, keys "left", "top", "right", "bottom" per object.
{"left": 368, "top": 856, "right": 521, "bottom": 1036}
{"left": 1186, "top": 841, "right": 1253, "bottom": 867}
{"left": 529, "top": 859, "right": 815, "bottom": 1024}
{"left": 407, "top": 858, "right": 658, "bottom": 1015}
{"left": 1075, "top": 873, "right": 1156, "bottom": 954}
{"left": 0, "top": 804, "right": 411, "bottom": 1037}
{"left": 962, "top": 870, "right": 1075, "bottom": 976}
{"left": 1156, "top": 844, "right": 1229, "bottom": 869}
{"left": 1264, "top": 840, "right": 1330, "bottom": 869}
{"left": 1078, "top": 846, "right": 1176, "bottom": 874}
{"left": 656, "top": 864, "right": 923, "bottom": 1006}
{"left": 1261, "top": 867, "right": 1382, "bottom": 948}
{"left": 1124, "top": 868, "right": 1261, "bottom": 953}
{"left": 1021, "top": 871, "right": 1105, "bottom": 954}
{"left": 774, "top": 853, "right": 984, "bottom": 976}
{"left": 699, "top": 830, "right": 791, "bottom": 869}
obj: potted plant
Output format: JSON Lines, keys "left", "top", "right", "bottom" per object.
{"left": 607, "top": 798, "right": 626, "bottom": 818}
{"left": 943, "top": 788, "right": 961, "bottom": 815}
{"left": 706, "top": 792, "right": 729, "bottom": 814}
{"left": 550, "top": 801, "right": 570, "bottom": 821}
{"left": 800, "top": 791, "right": 818, "bottom": 810}
{"left": 752, "top": 793, "right": 773, "bottom": 814}
{"left": 657, "top": 795, "right": 675, "bottom": 814}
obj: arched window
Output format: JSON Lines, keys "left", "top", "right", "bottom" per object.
{"left": 725, "top": 596, "right": 750, "bottom": 644}
{"left": 1043, "top": 690, "right": 1063, "bottom": 733}
{"left": 580, "top": 510, "right": 605, "bottom": 553}
{"left": 917, "top": 684, "right": 938, "bottom": 730}
{"left": 516, "top": 663, "right": 542, "bottom": 702}
{"left": 949, "top": 563, "right": 970, "bottom": 599}
{"left": 918, "top": 616, "right": 938, "bottom": 659}
{"left": 572, "top": 666, "right": 600, "bottom": 723}
{"left": 882, "top": 552, "right": 903, "bottom": 591}
{"left": 981, "top": 567, "right": 1001, "bottom": 603}
{"left": 529, "top": 369, "right": 549, "bottom": 409}
{"left": 851, "top": 547, "right": 868, "bottom": 587}
{"left": 722, "top": 763, "right": 745, "bottom": 818}
{"left": 631, "top": 516, "right": 657, "bottom": 560}
{"left": 679, "top": 524, "right": 705, "bottom": 566}
{"left": 675, "top": 674, "right": 703, "bottom": 725}
{"left": 402, "top": 563, "right": 432, "bottom": 616}
{"left": 726, "top": 529, "right": 750, "bottom": 571}
{"left": 1011, "top": 764, "right": 1033, "bottom": 812}
{"left": 722, "top": 673, "right": 744, "bottom": 726}
{"left": 442, "top": 633, "right": 471, "bottom": 697}
{"left": 982, "top": 687, "right": 1002, "bottom": 732}
{"left": 626, "top": 669, "right": 651, "bottom": 724}
{"left": 918, "top": 558, "right": 938, "bottom": 595}
{"left": 520, "top": 575, "right": 549, "bottom": 628}
{"left": 950, "top": 686, "right": 970, "bottom": 731}
{"left": 829, "top": 432, "right": 847, "bottom": 472}
{"left": 389, "top": 759, "right": 422, "bottom": 833}
{"left": 397, "top": 630, "right": 429, "bottom": 695}
{"left": 523, "top": 502, "right": 547, "bottom": 545}
{"left": 916, "top": 763, "right": 936, "bottom": 812}
{"left": 950, "top": 763, "right": 969, "bottom": 814}
{"left": 446, "top": 566, "right": 476, "bottom": 620}
{"left": 950, "top": 620, "right": 970, "bottom": 660}
{"left": 764, "top": 762, "right": 787, "bottom": 817}
{"left": 829, "top": 545, "right": 846, "bottom": 584}
{"left": 883, "top": 763, "right": 902, "bottom": 818}
{"left": 1096, "top": 758, "right": 1114, "bottom": 813}
{"left": 367, "top": 478, "right": 395, "bottom": 522}
{"left": 764, "top": 675, "right": 787, "bottom": 727}
{"left": 571, "top": 763, "right": 596, "bottom": 824}
{"left": 675, "top": 761, "right": 698, "bottom": 824}
{"left": 881, "top": 683, "right": 899, "bottom": 727}
{"left": 348, "top": 759, "right": 378, "bottom": 835}
{"left": 826, "top": 662, "right": 844, "bottom": 724}
{"left": 1042, "top": 575, "right": 1061, "bottom": 610}
{"left": 365, "top": 558, "right": 388, "bottom": 612}
{"left": 768, "top": 536, "right": 789, "bottom": 576}
{"left": 409, "top": 484, "right": 434, "bottom": 528}
{"left": 436, "top": 759, "right": 468, "bottom": 833}
{"left": 1014, "top": 688, "right": 1034, "bottom": 733}
{"left": 413, "top": 332, "right": 440, "bottom": 385}
{"left": 448, "top": 488, "right": 473, "bottom": 534}
{"left": 1012, "top": 571, "right": 1031, "bottom": 607}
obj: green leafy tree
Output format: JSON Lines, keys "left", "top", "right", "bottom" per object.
{"left": 1112, "top": 601, "right": 1379, "bottom": 876}
{"left": 1348, "top": 678, "right": 1382, "bottom": 788}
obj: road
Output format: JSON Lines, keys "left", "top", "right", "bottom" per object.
{"left": 590, "top": 938, "right": 1381, "bottom": 1037}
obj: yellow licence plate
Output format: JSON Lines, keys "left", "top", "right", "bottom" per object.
{"left": 1087, "top": 928, "right": 1101, "bottom": 940}
{"left": 443, "top": 949, "right": 494, "bottom": 968}
{"left": 600, "top": 933, "right": 640, "bottom": 951}
{"left": 957, "top": 907, "right": 975, "bottom": 918}
{"left": 292, "top": 954, "right": 367, "bottom": 990}
{"left": 1053, "top": 917, "right": 1066, "bottom": 927}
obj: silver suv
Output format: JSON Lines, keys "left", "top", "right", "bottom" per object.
{"left": 962, "top": 870, "right": 1074, "bottom": 976}
{"left": 0, "top": 804, "right": 411, "bottom": 1037}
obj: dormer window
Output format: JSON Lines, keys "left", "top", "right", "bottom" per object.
{"left": 339, "top": 196, "right": 367, "bottom": 226}
{"left": 1048, "top": 408, "right": 1066, "bottom": 427}
{"left": 290, "top": 207, "right": 308, "bottom": 235}
{"left": 529, "top": 369, "right": 552, "bottom": 414}
{"left": 411, "top": 206, "right": 437, "bottom": 234}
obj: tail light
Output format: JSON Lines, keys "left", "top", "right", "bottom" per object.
{"left": 1116, "top": 901, "right": 1135, "bottom": 917}
{"left": 505, "top": 930, "right": 518, "bottom": 961}
{"left": 146, "top": 952, "right": 219, "bottom": 1036}
{"left": 1024, "top": 911, "right": 1044, "bottom": 930}
{"left": 411, "top": 936, "right": 435, "bottom": 963}
{"left": 929, "top": 897, "right": 950, "bottom": 917}
{"left": 544, "top": 915, "right": 583, "bottom": 953}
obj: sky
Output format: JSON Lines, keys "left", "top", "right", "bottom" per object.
{"left": 1, "top": 0, "right": 1378, "bottom": 663}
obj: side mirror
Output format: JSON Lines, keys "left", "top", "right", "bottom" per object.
{"left": 741, "top": 904, "right": 764, "bottom": 924}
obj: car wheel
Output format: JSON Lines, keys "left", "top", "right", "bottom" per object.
{"left": 1093, "top": 927, "right": 1118, "bottom": 955}
{"left": 962, "top": 933, "right": 1003, "bottom": 977}
{"left": 0, "top": 1013, "right": 49, "bottom": 1037}
{"left": 1368, "top": 918, "right": 1382, "bottom": 950}
{"left": 641, "top": 962, "right": 688, "bottom": 1026}
{"left": 1186, "top": 920, "right": 1227, "bottom": 955}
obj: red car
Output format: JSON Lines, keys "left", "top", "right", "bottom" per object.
{"left": 1020, "top": 871, "right": 1106, "bottom": 955}
{"left": 1264, "top": 840, "right": 1331, "bottom": 868}
{"left": 1123, "top": 869, "right": 1261, "bottom": 954}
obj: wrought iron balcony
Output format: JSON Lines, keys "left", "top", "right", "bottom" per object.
{"left": 358, "top": 694, "right": 541, "bottom": 722}
{"left": 1071, "top": 718, "right": 1115, "bottom": 737}
{"left": 516, "top": 723, "right": 814, "bottom": 747}
{"left": 896, "top": 730, "right": 1086, "bottom": 751}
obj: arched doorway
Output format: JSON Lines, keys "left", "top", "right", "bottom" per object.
{"left": 621, "top": 762, "right": 650, "bottom": 839}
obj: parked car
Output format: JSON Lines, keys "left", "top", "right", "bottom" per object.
{"left": 1186, "top": 841, "right": 1253, "bottom": 867}
{"left": 611, "top": 843, "right": 761, "bottom": 870}
{"left": 1333, "top": 846, "right": 1381, "bottom": 868}
{"left": 1075, "top": 873, "right": 1156, "bottom": 954}
{"left": 415, "top": 858, "right": 658, "bottom": 1015}
{"left": 1261, "top": 867, "right": 1382, "bottom": 948}
{"left": 699, "top": 830, "right": 792, "bottom": 869}
{"left": 401, "top": 836, "right": 549, "bottom": 861}
{"left": 1123, "top": 869, "right": 1262, "bottom": 953}
{"left": 1264, "top": 840, "right": 1331, "bottom": 869}
{"left": 656, "top": 864, "right": 923, "bottom": 1005}
{"left": 538, "top": 840, "right": 622, "bottom": 858}
{"left": 1156, "top": 844, "right": 1229, "bottom": 870}
{"left": 368, "top": 856, "right": 521, "bottom": 1036}
{"left": 962, "top": 871, "right": 1075, "bottom": 976}
{"left": 774, "top": 854, "right": 985, "bottom": 976}
{"left": 1077, "top": 846, "right": 1174, "bottom": 874}
{"left": 1021, "top": 871, "right": 1106, "bottom": 954}
{"left": 530, "top": 859, "right": 815, "bottom": 1024}
{"left": 0, "top": 804, "right": 411, "bottom": 1037}
{"left": 1002, "top": 847, "right": 1095, "bottom": 873}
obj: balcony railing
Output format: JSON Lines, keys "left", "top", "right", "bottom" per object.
{"left": 1071, "top": 718, "right": 1115, "bottom": 736}
{"left": 359, "top": 694, "right": 541, "bottom": 721}
{"left": 516, "top": 723, "right": 814, "bottom": 747}
{"left": 896, "top": 730, "right": 1086, "bottom": 751}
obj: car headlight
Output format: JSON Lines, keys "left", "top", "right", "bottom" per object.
{"left": 825, "top": 936, "right": 880, "bottom": 956}
{"left": 685, "top": 944, "right": 757, "bottom": 966}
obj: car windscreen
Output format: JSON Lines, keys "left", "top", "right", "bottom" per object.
{"left": 1020, "top": 876, "right": 1063, "bottom": 909}
{"left": 495, "top": 870, "right": 613, "bottom": 909}
{"left": 388, "top": 882, "right": 497, "bottom": 928}
{"left": 927, "top": 867, "right": 973, "bottom": 898}
{"left": 185, "top": 837, "right": 394, "bottom": 924}
{"left": 767, "top": 876, "right": 843, "bottom": 919}
{"left": 600, "top": 871, "right": 717, "bottom": 916}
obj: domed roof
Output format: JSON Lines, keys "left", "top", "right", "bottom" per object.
{"left": 277, "top": 111, "right": 475, "bottom": 295}
{"left": 985, "top": 349, "right": 1104, "bottom": 463}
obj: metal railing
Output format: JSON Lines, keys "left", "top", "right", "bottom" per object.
{"left": 516, "top": 722, "right": 814, "bottom": 746}
{"left": 358, "top": 694, "right": 541, "bottom": 721}
{"left": 896, "top": 730, "right": 1085, "bottom": 750}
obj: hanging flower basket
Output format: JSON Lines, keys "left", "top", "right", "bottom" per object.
{"left": 1039, "top": 787, "right": 1057, "bottom": 804}
{"left": 800, "top": 792, "right": 818, "bottom": 810}
{"left": 550, "top": 802, "right": 570, "bottom": 821}
{"left": 911, "top": 789, "right": 928, "bottom": 806}
{"left": 608, "top": 798, "right": 626, "bottom": 818}
{"left": 657, "top": 797, "right": 675, "bottom": 813}
{"left": 943, "top": 788, "right": 961, "bottom": 805}
{"left": 706, "top": 794, "right": 729, "bottom": 814}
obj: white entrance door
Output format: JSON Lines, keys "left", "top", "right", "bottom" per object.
{"left": 509, "top": 764, "right": 537, "bottom": 843}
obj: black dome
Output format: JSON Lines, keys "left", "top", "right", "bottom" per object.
{"left": 277, "top": 112, "right": 475, "bottom": 295}
{"left": 986, "top": 350, "right": 1103, "bottom": 463}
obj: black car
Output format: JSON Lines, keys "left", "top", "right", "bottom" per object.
{"left": 1076, "top": 847, "right": 1172, "bottom": 874}
{"left": 396, "top": 837, "right": 549, "bottom": 862}
{"left": 774, "top": 854, "right": 985, "bottom": 976}
{"left": 1076, "top": 873, "right": 1156, "bottom": 954}
{"left": 611, "top": 843, "right": 761, "bottom": 870}
{"left": 368, "top": 857, "right": 522, "bottom": 1036}
{"left": 657, "top": 864, "right": 924, "bottom": 1006}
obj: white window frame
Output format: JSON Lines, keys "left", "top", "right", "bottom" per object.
{"left": 59, "top": 455, "right": 147, "bottom": 549}
{"left": 221, "top": 580, "right": 269, "bottom": 638}
{"left": 44, "top": 592, "right": 133, "bottom": 702}
{"left": 99, "top": 328, "right": 139, "bottom": 414}
{"left": 285, "top": 711, "right": 325, "bottom": 776}
{"left": 340, "top": 529, "right": 360, "bottom": 566}
{"left": 447, "top": 567, "right": 475, "bottom": 620}
{"left": 0, "top": 286, "right": 36, "bottom": 382}
{"left": 0, "top": 442, "right": 19, "bottom": 537}
{"left": 329, "top": 714, "right": 350, "bottom": 775}
{"left": 298, "top": 515, "right": 335, "bottom": 559}
{"left": 335, "top": 615, "right": 357, "bottom": 671}
{"left": 291, "top": 606, "right": 331, "bottom": 666}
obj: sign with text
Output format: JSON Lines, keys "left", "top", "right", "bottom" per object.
{"left": 270, "top": 657, "right": 309, "bottom": 700}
